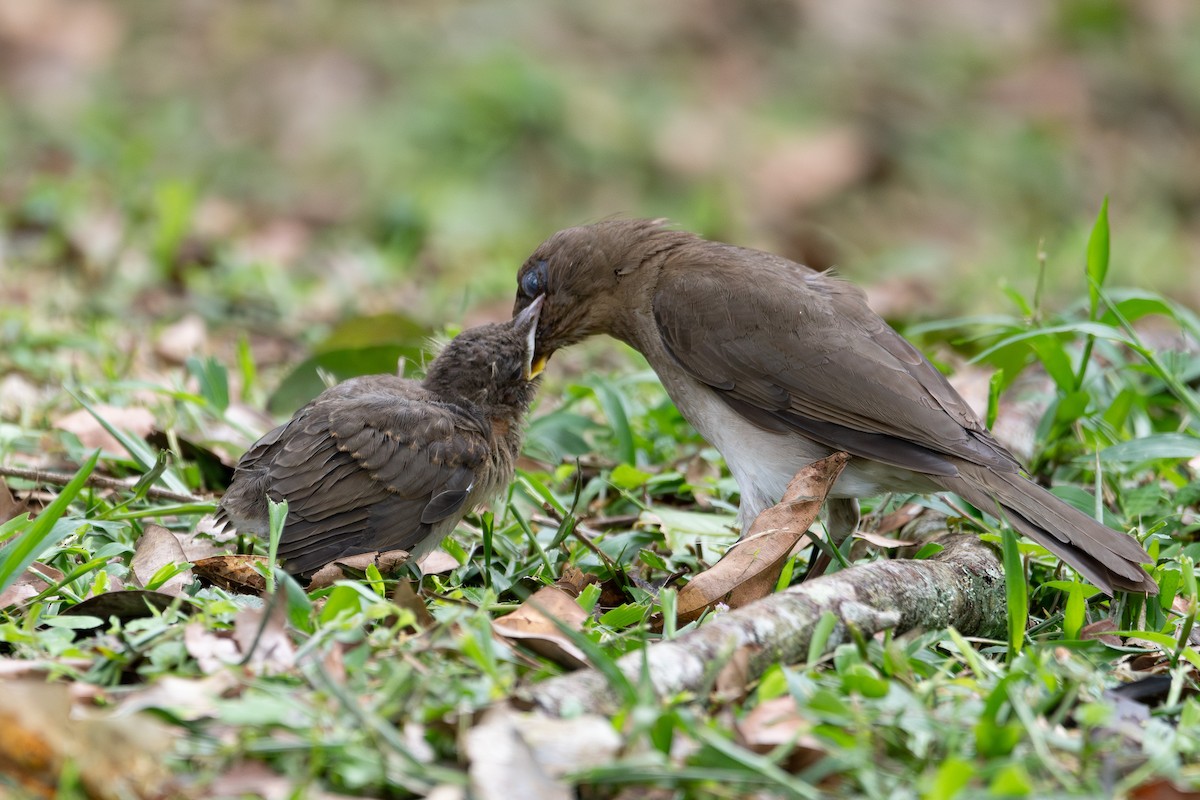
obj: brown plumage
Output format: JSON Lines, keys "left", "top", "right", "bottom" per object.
{"left": 214, "top": 297, "right": 544, "bottom": 575}
{"left": 513, "top": 219, "right": 1156, "bottom": 595}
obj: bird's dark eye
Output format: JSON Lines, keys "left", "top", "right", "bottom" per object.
{"left": 520, "top": 259, "right": 548, "bottom": 298}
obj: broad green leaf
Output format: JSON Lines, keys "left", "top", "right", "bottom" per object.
{"left": 986, "top": 369, "right": 1003, "bottom": 429}
{"left": 971, "top": 322, "right": 1134, "bottom": 364}
{"left": 610, "top": 463, "right": 653, "bottom": 490}
{"left": 1089, "top": 434, "right": 1200, "bottom": 466}
{"left": 586, "top": 379, "right": 636, "bottom": 465}
{"left": 267, "top": 345, "right": 426, "bottom": 415}
{"left": 1064, "top": 583, "right": 1085, "bottom": 640}
{"left": 186, "top": 355, "right": 230, "bottom": 412}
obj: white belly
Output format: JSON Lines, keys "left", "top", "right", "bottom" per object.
{"left": 656, "top": 369, "right": 938, "bottom": 526}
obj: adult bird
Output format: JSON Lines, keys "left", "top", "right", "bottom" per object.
{"left": 512, "top": 219, "right": 1156, "bottom": 595}
{"left": 214, "top": 297, "right": 545, "bottom": 575}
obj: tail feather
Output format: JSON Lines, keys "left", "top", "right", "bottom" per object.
{"left": 938, "top": 463, "right": 1157, "bottom": 596}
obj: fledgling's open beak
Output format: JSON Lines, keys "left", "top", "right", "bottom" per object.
{"left": 515, "top": 294, "right": 546, "bottom": 381}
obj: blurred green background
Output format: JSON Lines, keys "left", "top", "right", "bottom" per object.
{"left": 2, "top": 0, "right": 1199, "bottom": 367}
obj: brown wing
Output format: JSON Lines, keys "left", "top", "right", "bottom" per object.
{"left": 239, "top": 376, "right": 490, "bottom": 574}
{"left": 651, "top": 250, "right": 1021, "bottom": 476}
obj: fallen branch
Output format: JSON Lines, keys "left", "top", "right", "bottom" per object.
{"left": 529, "top": 529, "right": 1006, "bottom": 716}
{"left": 0, "top": 466, "right": 205, "bottom": 505}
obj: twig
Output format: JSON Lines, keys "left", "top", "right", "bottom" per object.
{"left": 0, "top": 465, "right": 206, "bottom": 505}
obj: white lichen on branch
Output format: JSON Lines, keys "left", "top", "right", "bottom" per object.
{"left": 529, "top": 531, "right": 1006, "bottom": 716}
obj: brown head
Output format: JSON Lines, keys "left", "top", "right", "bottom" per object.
{"left": 512, "top": 219, "right": 693, "bottom": 369}
{"left": 423, "top": 295, "right": 544, "bottom": 413}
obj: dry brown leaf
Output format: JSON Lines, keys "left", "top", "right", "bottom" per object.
{"left": 193, "top": 554, "right": 269, "bottom": 594}
{"left": 130, "top": 523, "right": 192, "bottom": 597}
{"left": 234, "top": 598, "right": 295, "bottom": 675}
{"left": 1130, "top": 778, "right": 1200, "bottom": 800}
{"left": 116, "top": 672, "right": 238, "bottom": 722}
{"left": 493, "top": 574, "right": 592, "bottom": 670}
{"left": 1080, "top": 618, "right": 1123, "bottom": 648}
{"left": 55, "top": 405, "right": 154, "bottom": 457}
{"left": 751, "top": 126, "right": 873, "bottom": 214}
{"left": 465, "top": 706, "right": 573, "bottom": 800}
{"left": 0, "top": 477, "right": 28, "bottom": 524}
{"left": 154, "top": 313, "right": 206, "bottom": 364}
{"left": 172, "top": 524, "right": 230, "bottom": 562}
{"left": 62, "top": 589, "right": 193, "bottom": 628}
{"left": 493, "top": 707, "right": 622, "bottom": 778}
{"left": 391, "top": 579, "right": 436, "bottom": 629}
{"left": 305, "top": 549, "right": 410, "bottom": 589}
{"left": 0, "top": 679, "right": 174, "bottom": 800}
{"left": 416, "top": 548, "right": 460, "bottom": 575}
{"left": 0, "top": 658, "right": 91, "bottom": 679}
{"left": 184, "top": 622, "right": 242, "bottom": 675}
{"left": 684, "top": 454, "right": 717, "bottom": 509}
{"left": 853, "top": 530, "right": 917, "bottom": 549}
{"left": 1172, "top": 596, "right": 1200, "bottom": 647}
{"left": 714, "top": 644, "right": 757, "bottom": 703}
{"left": 204, "top": 759, "right": 363, "bottom": 800}
{"left": 0, "top": 562, "right": 63, "bottom": 608}
{"left": 869, "top": 503, "right": 923, "bottom": 535}
{"left": 737, "top": 695, "right": 826, "bottom": 772}
{"left": 676, "top": 453, "right": 850, "bottom": 624}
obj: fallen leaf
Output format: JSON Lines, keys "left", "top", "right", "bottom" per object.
{"left": 465, "top": 706, "right": 573, "bottom": 800}
{"left": 714, "top": 644, "right": 757, "bottom": 703}
{"left": 116, "top": 672, "right": 238, "bottom": 722}
{"left": 1171, "top": 596, "right": 1200, "bottom": 647}
{"left": 0, "top": 679, "right": 175, "bottom": 800}
{"left": 204, "top": 758, "right": 365, "bottom": 800}
{"left": 55, "top": 404, "right": 154, "bottom": 457}
{"left": 155, "top": 313, "right": 207, "bottom": 364}
{"left": 638, "top": 506, "right": 739, "bottom": 564}
{"left": 416, "top": 548, "right": 460, "bottom": 575}
{"left": 184, "top": 622, "right": 242, "bottom": 675}
{"left": 0, "top": 562, "right": 63, "bottom": 608}
{"left": 493, "top": 571, "right": 594, "bottom": 670}
{"left": 0, "top": 658, "right": 91, "bottom": 679}
{"left": 1130, "top": 778, "right": 1200, "bottom": 799}
{"left": 234, "top": 597, "right": 295, "bottom": 675}
{"left": 172, "top": 524, "right": 231, "bottom": 561}
{"left": 193, "top": 554, "right": 269, "bottom": 594}
{"left": 496, "top": 708, "right": 622, "bottom": 778}
{"left": 391, "top": 579, "right": 436, "bottom": 629}
{"left": 751, "top": 126, "right": 874, "bottom": 214}
{"left": 737, "top": 695, "right": 826, "bottom": 772}
{"left": 684, "top": 454, "right": 717, "bottom": 509}
{"left": 130, "top": 523, "right": 193, "bottom": 596}
{"left": 305, "top": 549, "right": 410, "bottom": 589}
{"left": 0, "top": 477, "right": 27, "bottom": 524}
{"left": 853, "top": 530, "right": 917, "bottom": 549}
{"left": 1079, "top": 618, "right": 1123, "bottom": 648}
{"left": 61, "top": 589, "right": 194, "bottom": 628}
{"left": 869, "top": 504, "right": 923, "bottom": 536}
{"left": 676, "top": 453, "right": 850, "bottom": 623}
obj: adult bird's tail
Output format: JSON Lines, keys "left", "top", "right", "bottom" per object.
{"left": 937, "top": 462, "right": 1158, "bottom": 595}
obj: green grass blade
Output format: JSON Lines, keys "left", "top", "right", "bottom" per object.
{"left": 1085, "top": 196, "right": 1110, "bottom": 320}
{"left": 1001, "top": 526, "right": 1028, "bottom": 660}
{"left": 0, "top": 450, "right": 100, "bottom": 595}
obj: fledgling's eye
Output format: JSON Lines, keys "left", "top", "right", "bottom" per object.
{"left": 520, "top": 259, "right": 548, "bottom": 298}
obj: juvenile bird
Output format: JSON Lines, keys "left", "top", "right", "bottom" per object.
{"left": 215, "top": 297, "right": 544, "bottom": 575}
{"left": 513, "top": 219, "right": 1156, "bottom": 595}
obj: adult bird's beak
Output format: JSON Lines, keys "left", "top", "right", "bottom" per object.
{"left": 515, "top": 294, "right": 546, "bottom": 380}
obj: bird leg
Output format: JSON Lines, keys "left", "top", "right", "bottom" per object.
{"left": 803, "top": 497, "right": 860, "bottom": 580}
